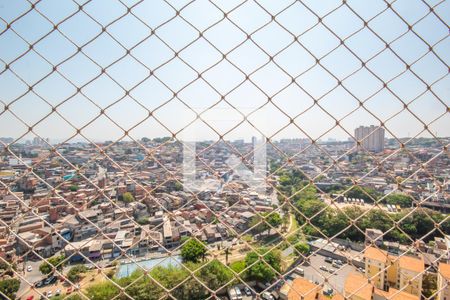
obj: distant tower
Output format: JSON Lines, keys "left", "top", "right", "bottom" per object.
{"left": 251, "top": 136, "right": 257, "bottom": 147}
{"left": 354, "top": 125, "right": 385, "bottom": 153}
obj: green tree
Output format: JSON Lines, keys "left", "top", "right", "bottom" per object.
{"left": 85, "top": 280, "right": 119, "bottom": 300}
{"left": 39, "top": 254, "right": 66, "bottom": 275}
{"left": 69, "top": 185, "right": 79, "bottom": 192}
{"left": 245, "top": 248, "right": 281, "bottom": 283}
{"left": 174, "top": 181, "right": 183, "bottom": 191}
{"left": 122, "top": 192, "right": 135, "bottom": 203}
{"left": 250, "top": 212, "right": 282, "bottom": 235}
{"left": 195, "top": 260, "right": 233, "bottom": 292}
{"left": 153, "top": 137, "right": 171, "bottom": 143}
{"left": 0, "top": 262, "right": 15, "bottom": 277}
{"left": 118, "top": 269, "right": 164, "bottom": 300}
{"left": 180, "top": 238, "right": 207, "bottom": 263}
{"left": 172, "top": 276, "right": 205, "bottom": 300}
{"left": 230, "top": 260, "right": 246, "bottom": 274}
{"left": 0, "top": 278, "right": 20, "bottom": 300}
{"left": 67, "top": 265, "right": 88, "bottom": 283}
{"left": 384, "top": 193, "right": 413, "bottom": 208}
{"left": 224, "top": 247, "right": 231, "bottom": 265}
{"left": 422, "top": 272, "right": 437, "bottom": 298}
{"left": 294, "top": 242, "right": 310, "bottom": 256}
{"left": 150, "top": 265, "right": 192, "bottom": 299}
{"left": 265, "top": 212, "right": 282, "bottom": 234}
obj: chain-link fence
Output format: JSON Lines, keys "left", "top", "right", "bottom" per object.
{"left": 0, "top": 0, "right": 449, "bottom": 299}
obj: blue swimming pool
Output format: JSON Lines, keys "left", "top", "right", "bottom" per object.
{"left": 116, "top": 255, "right": 182, "bottom": 278}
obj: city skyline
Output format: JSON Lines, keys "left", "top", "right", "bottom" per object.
{"left": 2, "top": 132, "right": 450, "bottom": 145}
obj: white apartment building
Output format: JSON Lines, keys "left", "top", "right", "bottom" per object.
{"left": 355, "top": 125, "right": 385, "bottom": 153}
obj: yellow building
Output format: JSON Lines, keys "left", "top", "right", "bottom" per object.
{"left": 343, "top": 272, "right": 419, "bottom": 300}
{"left": 344, "top": 273, "right": 374, "bottom": 300}
{"left": 363, "top": 247, "right": 424, "bottom": 297}
{"left": 364, "top": 247, "right": 389, "bottom": 289}
{"left": 373, "top": 287, "right": 419, "bottom": 300}
{"left": 397, "top": 255, "right": 424, "bottom": 296}
{"left": 437, "top": 263, "right": 450, "bottom": 300}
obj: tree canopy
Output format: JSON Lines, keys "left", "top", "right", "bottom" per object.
{"left": 294, "top": 242, "right": 310, "bottom": 255}
{"left": 67, "top": 265, "right": 88, "bottom": 283}
{"left": 122, "top": 192, "right": 135, "bottom": 203}
{"left": 278, "top": 168, "right": 449, "bottom": 243}
{"left": 0, "top": 278, "right": 20, "bottom": 300}
{"left": 245, "top": 248, "right": 281, "bottom": 283}
{"left": 39, "top": 254, "right": 66, "bottom": 275}
{"left": 250, "top": 212, "right": 282, "bottom": 235}
{"left": 84, "top": 259, "right": 232, "bottom": 300}
{"left": 180, "top": 238, "right": 207, "bottom": 263}
{"left": 384, "top": 193, "right": 413, "bottom": 208}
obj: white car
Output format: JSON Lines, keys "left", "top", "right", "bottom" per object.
{"left": 55, "top": 289, "right": 61, "bottom": 296}
{"left": 26, "top": 265, "right": 32, "bottom": 272}
{"left": 261, "top": 292, "right": 274, "bottom": 300}
{"left": 46, "top": 291, "right": 52, "bottom": 298}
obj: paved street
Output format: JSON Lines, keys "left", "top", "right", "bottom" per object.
{"left": 17, "top": 260, "right": 43, "bottom": 297}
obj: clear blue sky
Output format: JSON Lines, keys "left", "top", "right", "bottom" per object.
{"left": 0, "top": 0, "right": 449, "bottom": 143}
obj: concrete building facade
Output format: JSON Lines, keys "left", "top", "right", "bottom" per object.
{"left": 364, "top": 247, "right": 424, "bottom": 298}
{"left": 355, "top": 125, "right": 385, "bottom": 152}
{"left": 438, "top": 263, "right": 450, "bottom": 300}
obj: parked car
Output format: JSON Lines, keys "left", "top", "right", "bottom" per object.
{"left": 243, "top": 286, "right": 252, "bottom": 296}
{"left": 46, "top": 291, "right": 52, "bottom": 298}
{"left": 34, "top": 281, "right": 44, "bottom": 288}
{"left": 334, "top": 259, "right": 343, "bottom": 265}
{"left": 323, "top": 288, "right": 334, "bottom": 296}
{"left": 55, "top": 289, "right": 61, "bottom": 296}
{"left": 295, "top": 267, "right": 304, "bottom": 276}
{"left": 261, "top": 291, "right": 274, "bottom": 300}
{"left": 319, "top": 265, "right": 328, "bottom": 272}
{"left": 44, "top": 276, "right": 57, "bottom": 285}
{"left": 235, "top": 287, "right": 242, "bottom": 299}
{"left": 27, "top": 265, "right": 33, "bottom": 272}
{"left": 324, "top": 257, "right": 333, "bottom": 263}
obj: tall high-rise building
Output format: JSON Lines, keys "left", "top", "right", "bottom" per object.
{"left": 355, "top": 125, "right": 385, "bottom": 153}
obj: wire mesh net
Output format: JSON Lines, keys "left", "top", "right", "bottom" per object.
{"left": 0, "top": 0, "right": 449, "bottom": 300}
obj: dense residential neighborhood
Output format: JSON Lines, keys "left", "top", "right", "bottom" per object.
{"left": 0, "top": 136, "right": 448, "bottom": 299}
